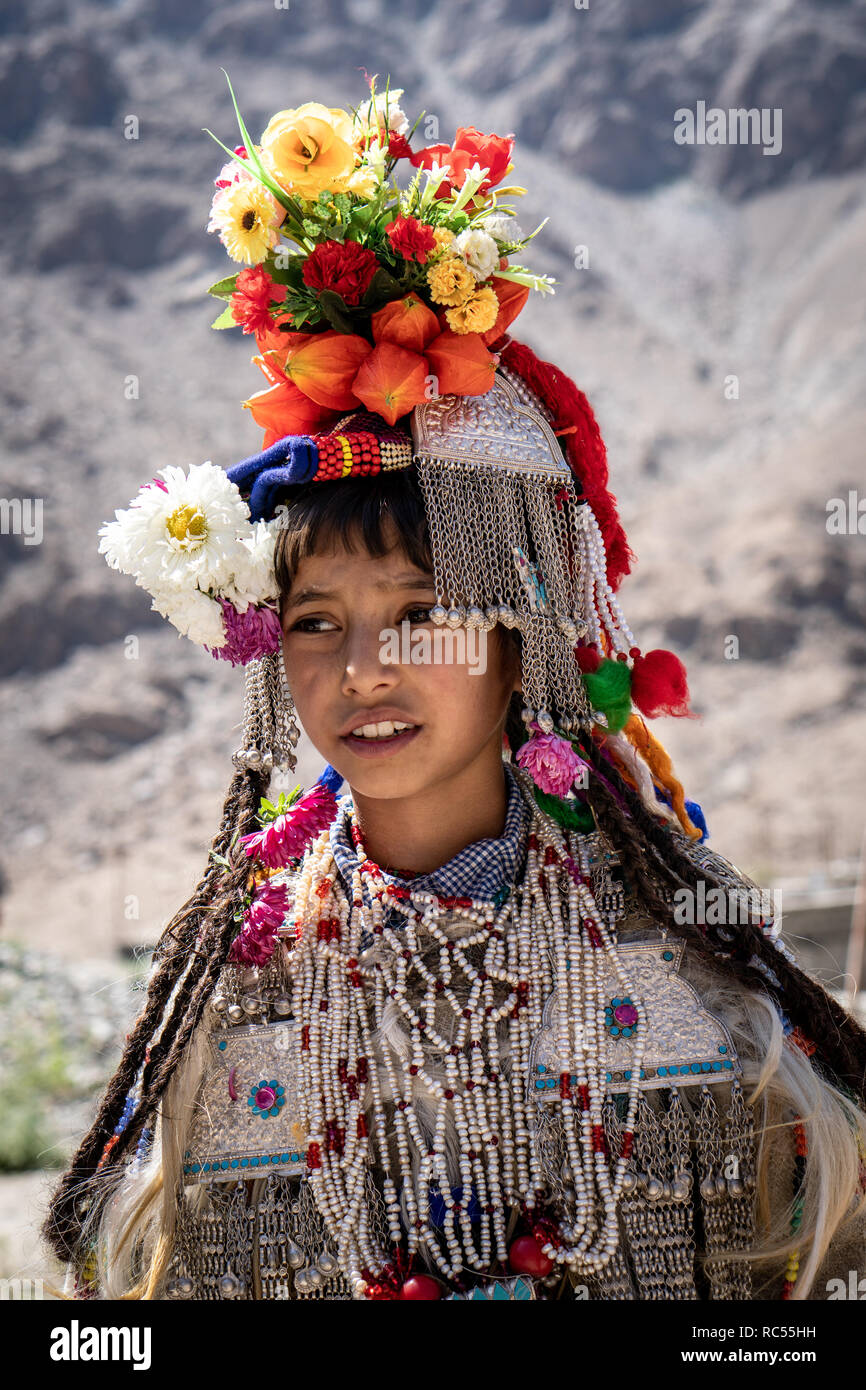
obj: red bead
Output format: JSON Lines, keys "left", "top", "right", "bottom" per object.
{"left": 508, "top": 1235, "right": 553, "bottom": 1278}
{"left": 400, "top": 1275, "right": 442, "bottom": 1300}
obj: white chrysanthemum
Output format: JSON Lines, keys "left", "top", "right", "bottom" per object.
{"left": 222, "top": 519, "right": 279, "bottom": 612}
{"left": 354, "top": 88, "right": 408, "bottom": 138}
{"left": 98, "top": 462, "right": 253, "bottom": 595}
{"left": 150, "top": 585, "right": 227, "bottom": 648}
{"left": 453, "top": 228, "right": 500, "bottom": 281}
{"left": 483, "top": 212, "right": 524, "bottom": 245}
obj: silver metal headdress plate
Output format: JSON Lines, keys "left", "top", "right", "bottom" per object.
{"left": 410, "top": 371, "right": 571, "bottom": 480}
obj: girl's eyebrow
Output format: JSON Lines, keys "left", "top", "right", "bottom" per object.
{"left": 284, "top": 572, "right": 435, "bottom": 610}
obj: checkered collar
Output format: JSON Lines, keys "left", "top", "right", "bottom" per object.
{"left": 329, "top": 761, "right": 530, "bottom": 906}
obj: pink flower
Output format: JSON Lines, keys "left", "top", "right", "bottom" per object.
{"left": 206, "top": 600, "right": 282, "bottom": 666}
{"left": 516, "top": 728, "right": 588, "bottom": 798}
{"left": 229, "top": 880, "right": 289, "bottom": 967}
{"left": 241, "top": 783, "right": 338, "bottom": 870}
{"left": 214, "top": 145, "right": 251, "bottom": 189}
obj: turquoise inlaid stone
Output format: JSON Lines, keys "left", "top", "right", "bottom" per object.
{"left": 723, "top": 1060, "right": 733, "bottom": 1069}
{"left": 659, "top": 1066, "right": 667, "bottom": 1076}
{"left": 241, "top": 1158, "right": 249, "bottom": 1167}
{"left": 218, "top": 1041, "right": 227, "bottom": 1051}
{"left": 662, "top": 950, "right": 674, "bottom": 961}
{"left": 719, "top": 1045, "right": 727, "bottom": 1054}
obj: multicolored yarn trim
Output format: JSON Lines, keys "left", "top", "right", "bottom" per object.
{"left": 227, "top": 410, "right": 413, "bottom": 521}
{"left": 782, "top": 1116, "right": 807, "bottom": 1299}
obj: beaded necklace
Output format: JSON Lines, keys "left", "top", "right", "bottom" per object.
{"left": 288, "top": 767, "right": 646, "bottom": 1298}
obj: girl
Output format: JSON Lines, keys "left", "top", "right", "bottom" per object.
{"left": 42, "top": 80, "right": 866, "bottom": 1302}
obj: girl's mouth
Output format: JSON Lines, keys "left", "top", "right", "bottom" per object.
{"left": 340, "top": 720, "right": 422, "bottom": 759}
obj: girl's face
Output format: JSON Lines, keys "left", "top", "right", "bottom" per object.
{"left": 280, "top": 522, "right": 521, "bottom": 804}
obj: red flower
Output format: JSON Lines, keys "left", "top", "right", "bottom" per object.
{"left": 385, "top": 214, "right": 436, "bottom": 265}
{"left": 386, "top": 132, "right": 414, "bottom": 160}
{"left": 409, "top": 126, "right": 514, "bottom": 198}
{"left": 230, "top": 265, "right": 288, "bottom": 336}
{"left": 302, "top": 239, "right": 380, "bottom": 306}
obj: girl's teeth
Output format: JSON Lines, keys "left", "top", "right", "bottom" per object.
{"left": 350, "top": 720, "right": 415, "bottom": 739}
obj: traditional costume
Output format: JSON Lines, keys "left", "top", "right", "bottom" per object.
{"left": 43, "top": 75, "right": 866, "bottom": 1302}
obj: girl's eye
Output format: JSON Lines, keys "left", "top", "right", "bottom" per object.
{"left": 404, "top": 605, "right": 434, "bottom": 623}
{"left": 289, "top": 616, "right": 338, "bottom": 633}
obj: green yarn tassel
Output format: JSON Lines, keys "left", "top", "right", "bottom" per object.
{"left": 533, "top": 788, "right": 596, "bottom": 832}
{"left": 581, "top": 658, "right": 632, "bottom": 733}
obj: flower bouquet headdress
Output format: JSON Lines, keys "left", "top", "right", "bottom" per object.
{"left": 98, "top": 71, "right": 704, "bottom": 847}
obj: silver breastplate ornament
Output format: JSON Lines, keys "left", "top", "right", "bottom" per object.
{"left": 167, "top": 834, "right": 760, "bottom": 1302}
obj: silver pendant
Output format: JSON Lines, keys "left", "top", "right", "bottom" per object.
{"left": 529, "top": 939, "right": 740, "bottom": 1095}
{"left": 182, "top": 1021, "right": 308, "bottom": 1182}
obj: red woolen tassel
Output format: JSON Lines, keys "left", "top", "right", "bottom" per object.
{"left": 574, "top": 644, "right": 601, "bottom": 673}
{"left": 629, "top": 648, "right": 696, "bottom": 719}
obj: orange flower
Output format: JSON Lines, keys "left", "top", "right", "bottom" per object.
{"left": 424, "top": 330, "right": 497, "bottom": 397}
{"left": 371, "top": 294, "right": 440, "bottom": 354}
{"left": 259, "top": 103, "right": 355, "bottom": 199}
{"left": 254, "top": 324, "right": 313, "bottom": 368}
{"left": 481, "top": 276, "right": 530, "bottom": 345}
{"left": 244, "top": 354, "right": 339, "bottom": 447}
{"left": 283, "top": 330, "right": 372, "bottom": 410}
{"left": 351, "top": 342, "right": 430, "bottom": 425}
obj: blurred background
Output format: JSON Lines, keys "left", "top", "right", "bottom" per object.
{"left": 0, "top": 0, "right": 864, "bottom": 1289}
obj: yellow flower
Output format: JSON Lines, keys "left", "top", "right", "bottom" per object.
{"left": 210, "top": 179, "right": 283, "bottom": 266}
{"left": 432, "top": 226, "right": 455, "bottom": 250}
{"left": 259, "top": 102, "right": 355, "bottom": 199}
{"left": 445, "top": 285, "right": 500, "bottom": 335}
{"left": 426, "top": 255, "right": 475, "bottom": 307}
{"left": 344, "top": 165, "right": 380, "bottom": 200}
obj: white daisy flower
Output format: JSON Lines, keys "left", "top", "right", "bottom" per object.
{"left": 453, "top": 228, "right": 500, "bottom": 282}
{"left": 150, "top": 585, "right": 227, "bottom": 648}
{"left": 223, "top": 520, "right": 279, "bottom": 612}
{"left": 98, "top": 462, "right": 252, "bottom": 596}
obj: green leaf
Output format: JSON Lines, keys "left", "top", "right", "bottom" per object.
{"left": 360, "top": 266, "right": 401, "bottom": 307}
{"left": 316, "top": 288, "right": 356, "bottom": 334}
{"left": 207, "top": 275, "right": 239, "bottom": 300}
{"left": 211, "top": 304, "right": 237, "bottom": 329}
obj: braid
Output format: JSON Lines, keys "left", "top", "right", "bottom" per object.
{"left": 42, "top": 765, "right": 268, "bottom": 1267}
{"left": 579, "top": 735, "right": 866, "bottom": 1105}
